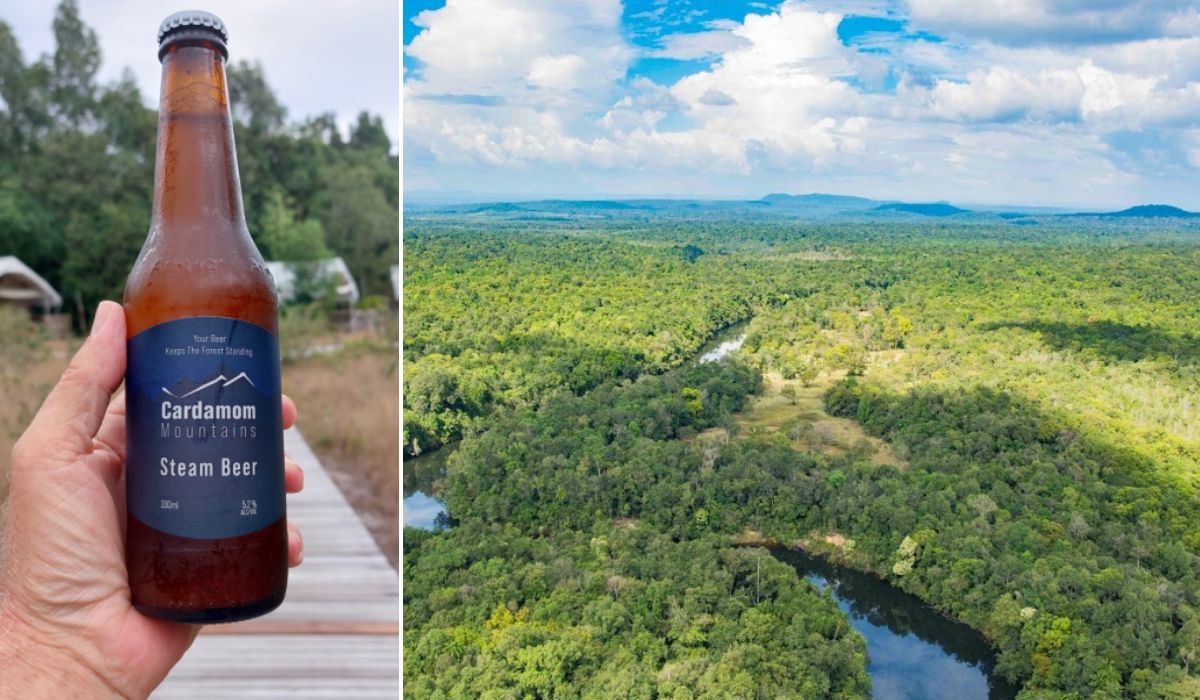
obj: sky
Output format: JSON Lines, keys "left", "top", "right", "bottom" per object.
{"left": 3, "top": 1, "right": 399, "bottom": 144}
{"left": 403, "top": 0, "right": 1200, "bottom": 208}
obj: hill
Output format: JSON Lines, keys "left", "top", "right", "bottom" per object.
{"left": 874, "top": 202, "right": 970, "bottom": 216}
{"left": 760, "top": 193, "right": 877, "bottom": 208}
{"left": 1067, "top": 204, "right": 1200, "bottom": 219}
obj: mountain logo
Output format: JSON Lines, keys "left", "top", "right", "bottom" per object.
{"left": 162, "top": 371, "right": 255, "bottom": 398}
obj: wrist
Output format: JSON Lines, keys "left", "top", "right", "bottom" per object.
{"left": 0, "top": 590, "right": 126, "bottom": 699}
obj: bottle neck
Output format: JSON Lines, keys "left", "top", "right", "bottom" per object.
{"left": 150, "top": 43, "right": 246, "bottom": 235}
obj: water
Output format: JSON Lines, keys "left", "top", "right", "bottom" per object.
{"left": 402, "top": 322, "right": 751, "bottom": 530}
{"left": 403, "top": 443, "right": 454, "bottom": 529}
{"left": 697, "top": 321, "right": 749, "bottom": 364}
{"left": 772, "top": 547, "right": 1019, "bottom": 700}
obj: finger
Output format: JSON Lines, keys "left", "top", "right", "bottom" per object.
{"left": 15, "top": 301, "right": 126, "bottom": 465}
{"left": 287, "top": 519, "right": 303, "bottom": 567}
{"left": 94, "top": 391, "right": 127, "bottom": 464}
{"left": 285, "top": 456, "right": 304, "bottom": 493}
{"left": 282, "top": 394, "right": 296, "bottom": 430}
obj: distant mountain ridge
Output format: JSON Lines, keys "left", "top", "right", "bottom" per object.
{"left": 410, "top": 194, "right": 1200, "bottom": 222}
{"left": 1064, "top": 204, "right": 1200, "bottom": 219}
{"left": 874, "top": 202, "right": 969, "bottom": 217}
{"left": 760, "top": 193, "right": 876, "bottom": 207}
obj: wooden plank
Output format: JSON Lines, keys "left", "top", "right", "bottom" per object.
{"left": 153, "top": 635, "right": 399, "bottom": 700}
{"left": 202, "top": 620, "right": 399, "bottom": 636}
{"left": 153, "top": 429, "right": 399, "bottom": 698}
{"left": 223, "top": 427, "right": 398, "bottom": 628}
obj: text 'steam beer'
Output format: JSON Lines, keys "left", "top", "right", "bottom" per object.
{"left": 123, "top": 11, "right": 288, "bottom": 623}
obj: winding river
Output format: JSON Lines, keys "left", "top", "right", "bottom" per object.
{"left": 402, "top": 321, "right": 752, "bottom": 530}
{"left": 404, "top": 321, "right": 1018, "bottom": 697}
{"left": 402, "top": 443, "right": 453, "bottom": 529}
{"left": 772, "top": 547, "right": 1018, "bottom": 700}
{"left": 695, "top": 321, "right": 749, "bottom": 364}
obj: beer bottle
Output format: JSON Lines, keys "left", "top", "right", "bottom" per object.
{"left": 123, "top": 10, "right": 287, "bottom": 623}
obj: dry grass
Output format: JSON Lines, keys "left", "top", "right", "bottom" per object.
{"left": 0, "top": 337, "right": 77, "bottom": 506}
{"left": 736, "top": 371, "right": 905, "bottom": 468}
{"left": 283, "top": 344, "right": 399, "bottom": 568}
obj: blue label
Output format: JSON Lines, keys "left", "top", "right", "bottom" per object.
{"left": 126, "top": 316, "right": 284, "bottom": 539}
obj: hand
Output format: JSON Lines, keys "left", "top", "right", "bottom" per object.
{"left": 0, "top": 301, "right": 304, "bottom": 698}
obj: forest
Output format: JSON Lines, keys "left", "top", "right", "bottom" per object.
{"left": 404, "top": 211, "right": 1200, "bottom": 698}
{"left": 0, "top": 1, "right": 398, "bottom": 325}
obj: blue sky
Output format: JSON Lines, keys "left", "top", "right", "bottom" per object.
{"left": 404, "top": 1, "right": 1200, "bottom": 207}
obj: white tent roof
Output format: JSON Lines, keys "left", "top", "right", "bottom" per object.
{"left": 0, "top": 256, "right": 62, "bottom": 308}
{"left": 264, "top": 257, "right": 359, "bottom": 306}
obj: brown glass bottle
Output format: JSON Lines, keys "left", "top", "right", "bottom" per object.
{"left": 123, "top": 11, "right": 287, "bottom": 623}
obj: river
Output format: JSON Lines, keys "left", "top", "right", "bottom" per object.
{"left": 696, "top": 320, "right": 749, "bottom": 364}
{"left": 402, "top": 443, "right": 453, "bottom": 529}
{"left": 403, "top": 321, "right": 751, "bottom": 530}
{"left": 772, "top": 547, "right": 1018, "bottom": 700}
{"left": 403, "top": 322, "right": 1017, "bottom": 698}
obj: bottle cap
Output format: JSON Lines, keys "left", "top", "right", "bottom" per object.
{"left": 157, "top": 10, "right": 228, "bottom": 60}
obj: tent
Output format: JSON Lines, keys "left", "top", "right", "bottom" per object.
{"left": 264, "top": 257, "right": 360, "bottom": 307}
{"left": 0, "top": 256, "right": 63, "bottom": 311}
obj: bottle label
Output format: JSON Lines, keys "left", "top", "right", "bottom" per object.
{"left": 126, "top": 316, "right": 285, "bottom": 539}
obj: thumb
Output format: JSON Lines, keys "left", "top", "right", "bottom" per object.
{"left": 15, "top": 301, "right": 126, "bottom": 465}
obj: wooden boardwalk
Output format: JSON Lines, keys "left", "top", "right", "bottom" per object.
{"left": 153, "top": 428, "right": 399, "bottom": 699}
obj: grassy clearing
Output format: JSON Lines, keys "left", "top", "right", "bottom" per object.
{"left": 734, "top": 370, "right": 905, "bottom": 468}
{"left": 283, "top": 342, "right": 399, "bottom": 567}
{"left": 0, "top": 336, "right": 77, "bottom": 507}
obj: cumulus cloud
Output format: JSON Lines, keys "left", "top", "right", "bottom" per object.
{"left": 405, "top": 0, "right": 632, "bottom": 167}
{"left": 406, "top": 0, "right": 629, "bottom": 101}
{"left": 662, "top": 4, "right": 865, "bottom": 171}
{"left": 698, "top": 89, "right": 737, "bottom": 106}
{"left": 905, "top": 0, "right": 1200, "bottom": 46}
{"left": 650, "top": 29, "right": 750, "bottom": 60}
{"left": 404, "top": 0, "right": 1200, "bottom": 205}
{"left": 601, "top": 78, "right": 682, "bottom": 132}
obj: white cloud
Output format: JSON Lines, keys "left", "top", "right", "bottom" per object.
{"left": 404, "top": 0, "right": 634, "bottom": 168}
{"left": 905, "top": 0, "right": 1200, "bottom": 45}
{"left": 600, "top": 78, "right": 681, "bottom": 132}
{"left": 404, "top": 0, "right": 1200, "bottom": 206}
{"left": 920, "top": 65, "right": 1084, "bottom": 122}
{"left": 407, "top": 0, "right": 627, "bottom": 101}
{"left": 650, "top": 29, "right": 749, "bottom": 60}
{"left": 526, "top": 54, "right": 588, "bottom": 91}
{"left": 656, "top": 3, "right": 863, "bottom": 171}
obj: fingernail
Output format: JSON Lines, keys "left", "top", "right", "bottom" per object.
{"left": 90, "top": 302, "right": 114, "bottom": 337}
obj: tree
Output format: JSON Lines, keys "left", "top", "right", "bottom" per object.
{"left": 227, "top": 60, "right": 286, "bottom": 134}
{"left": 97, "top": 69, "right": 155, "bottom": 158}
{"left": 298, "top": 112, "right": 344, "bottom": 147}
{"left": 0, "top": 0, "right": 396, "bottom": 331}
{"left": 315, "top": 163, "right": 397, "bottom": 297}
{"left": 257, "top": 188, "right": 330, "bottom": 262}
{"left": 798, "top": 362, "right": 819, "bottom": 387}
{"left": 46, "top": 0, "right": 100, "bottom": 129}
{"left": 0, "top": 22, "right": 45, "bottom": 151}
{"left": 348, "top": 111, "right": 390, "bottom": 153}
